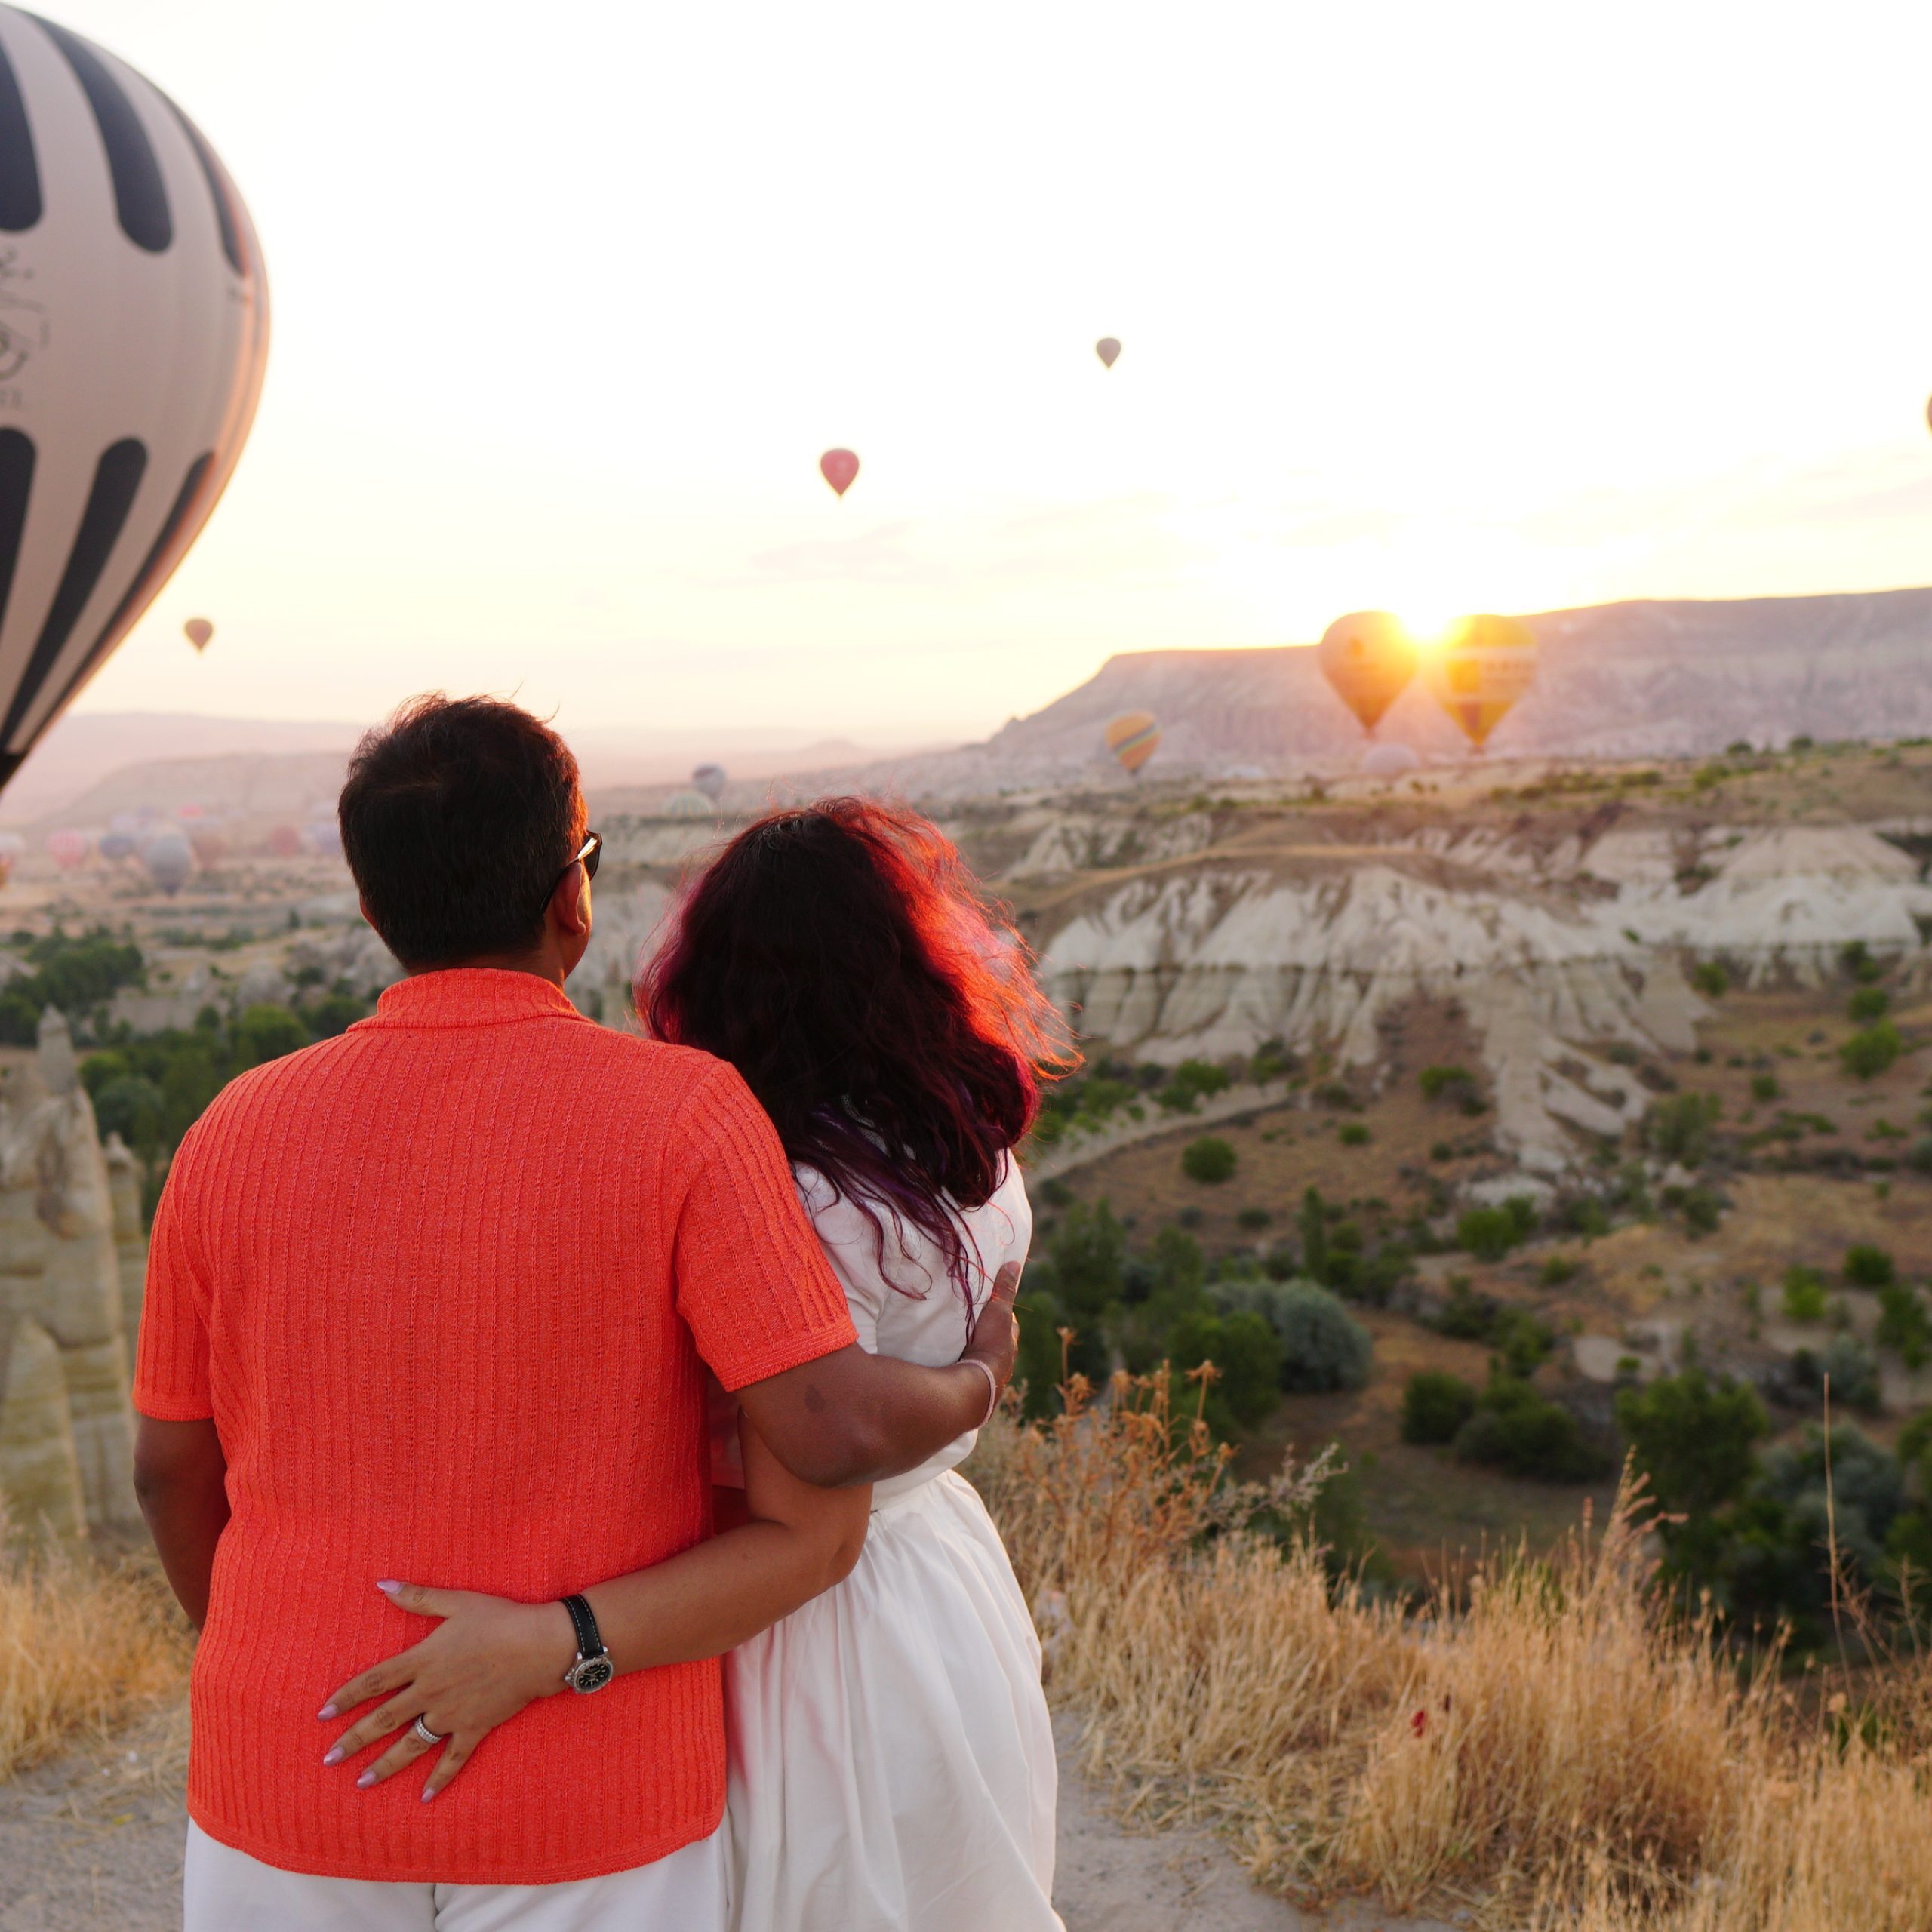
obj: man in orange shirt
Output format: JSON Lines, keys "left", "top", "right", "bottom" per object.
{"left": 133, "top": 696, "right": 1017, "bottom": 1930}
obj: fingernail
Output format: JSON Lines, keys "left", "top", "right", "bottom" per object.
{"left": 356, "top": 1772, "right": 377, "bottom": 1789}
{"left": 420, "top": 1788, "right": 436, "bottom": 1803}
{"left": 318, "top": 1704, "right": 337, "bottom": 1721}
{"left": 322, "top": 1747, "right": 343, "bottom": 1767}
{"left": 376, "top": 1580, "right": 401, "bottom": 1595}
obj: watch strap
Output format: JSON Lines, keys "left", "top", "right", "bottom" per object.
{"left": 561, "top": 1592, "right": 605, "bottom": 1661}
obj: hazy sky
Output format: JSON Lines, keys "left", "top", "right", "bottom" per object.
{"left": 51, "top": 0, "right": 1932, "bottom": 745}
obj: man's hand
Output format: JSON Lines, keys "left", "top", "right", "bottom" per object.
{"left": 737, "top": 1258, "right": 1026, "bottom": 1488}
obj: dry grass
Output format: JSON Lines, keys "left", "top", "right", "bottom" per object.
{"left": 0, "top": 1500, "right": 192, "bottom": 1781}
{"left": 971, "top": 1368, "right": 1932, "bottom": 1930}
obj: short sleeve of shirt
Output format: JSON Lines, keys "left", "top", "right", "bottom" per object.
{"left": 133, "top": 1123, "right": 215, "bottom": 1420}
{"left": 671, "top": 1063, "right": 857, "bottom": 1392}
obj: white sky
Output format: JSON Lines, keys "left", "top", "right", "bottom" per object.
{"left": 51, "top": 0, "right": 1932, "bottom": 745}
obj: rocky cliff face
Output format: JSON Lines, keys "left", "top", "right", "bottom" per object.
{"left": 0, "top": 1009, "right": 145, "bottom": 1538}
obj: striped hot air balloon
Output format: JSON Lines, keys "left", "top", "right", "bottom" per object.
{"left": 1105, "top": 710, "right": 1161, "bottom": 775}
{"left": 0, "top": 9, "right": 268, "bottom": 795}
{"left": 1423, "top": 615, "right": 1539, "bottom": 752}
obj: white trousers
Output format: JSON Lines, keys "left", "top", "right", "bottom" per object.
{"left": 183, "top": 1820, "right": 730, "bottom": 1931}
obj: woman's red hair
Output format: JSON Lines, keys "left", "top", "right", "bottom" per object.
{"left": 639, "top": 798, "right": 1070, "bottom": 1306}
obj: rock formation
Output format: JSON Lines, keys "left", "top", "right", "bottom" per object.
{"left": 0, "top": 1009, "right": 145, "bottom": 1538}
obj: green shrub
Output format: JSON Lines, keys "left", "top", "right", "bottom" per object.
{"left": 91, "top": 1073, "right": 164, "bottom": 1158}
{"left": 1782, "top": 1266, "right": 1828, "bottom": 1322}
{"left": 1690, "top": 960, "right": 1730, "bottom": 998}
{"left": 1313, "top": 1079, "right": 1355, "bottom": 1109}
{"left": 1166, "top": 1308, "right": 1283, "bottom": 1430}
{"left": 1841, "top": 1021, "right": 1903, "bottom": 1081}
{"left": 1617, "top": 1366, "right": 1769, "bottom": 1517}
{"left": 1235, "top": 1206, "right": 1272, "bottom": 1231}
{"left": 1401, "top": 1369, "right": 1478, "bottom": 1444}
{"left": 1844, "top": 1244, "right": 1896, "bottom": 1287}
{"left": 1181, "top": 1136, "right": 1237, "bottom": 1184}
{"left": 1750, "top": 1072, "right": 1780, "bottom": 1103}
{"left": 1848, "top": 986, "right": 1891, "bottom": 1026}
{"left": 1454, "top": 1373, "right": 1611, "bottom": 1482}
{"left": 1646, "top": 1091, "right": 1722, "bottom": 1167}
{"left": 1419, "top": 1064, "right": 1475, "bottom": 1101}
{"left": 1456, "top": 1198, "right": 1537, "bottom": 1262}
{"left": 1048, "top": 1198, "right": 1128, "bottom": 1316}
{"left": 1875, "top": 1281, "right": 1932, "bottom": 1370}
{"left": 1157, "top": 1058, "right": 1231, "bottom": 1113}
{"left": 1337, "top": 1121, "right": 1371, "bottom": 1146}
{"left": 1540, "top": 1254, "right": 1579, "bottom": 1287}
{"left": 1429, "top": 1140, "right": 1454, "bottom": 1162}
{"left": 1213, "top": 1278, "right": 1371, "bottom": 1393}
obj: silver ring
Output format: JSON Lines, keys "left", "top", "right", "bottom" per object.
{"left": 411, "top": 1716, "right": 445, "bottom": 1746}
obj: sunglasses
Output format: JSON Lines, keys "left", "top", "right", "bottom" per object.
{"left": 541, "top": 830, "right": 601, "bottom": 918}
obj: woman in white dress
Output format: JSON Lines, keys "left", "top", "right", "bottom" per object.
{"left": 322, "top": 798, "right": 1066, "bottom": 1932}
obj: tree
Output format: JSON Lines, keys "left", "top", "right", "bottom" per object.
{"left": 1181, "top": 1137, "right": 1237, "bottom": 1184}
{"left": 1402, "top": 1370, "right": 1478, "bottom": 1444}
{"left": 1616, "top": 1365, "right": 1768, "bottom": 1519}
{"left": 1166, "top": 1309, "right": 1282, "bottom": 1431}
{"left": 1215, "top": 1278, "right": 1371, "bottom": 1393}
{"left": 1299, "top": 1186, "right": 1328, "bottom": 1283}
{"left": 1048, "top": 1198, "right": 1127, "bottom": 1318}
{"left": 1841, "top": 1020, "right": 1902, "bottom": 1080}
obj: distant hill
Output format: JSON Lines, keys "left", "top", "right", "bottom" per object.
{"left": 829, "top": 586, "right": 1932, "bottom": 796}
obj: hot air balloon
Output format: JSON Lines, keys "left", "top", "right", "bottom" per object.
{"left": 184, "top": 617, "right": 213, "bottom": 652}
{"left": 1318, "top": 612, "right": 1419, "bottom": 738}
{"left": 691, "top": 762, "right": 727, "bottom": 804}
{"left": 820, "top": 448, "right": 860, "bottom": 497}
{"left": 189, "top": 829, "right": 226, "bottom": 869}
{"left": 0, "top": 10, "right": 267, "bottom": 797}
{"left": 266, "top": 823, "right": 302, "bottom": 858}
{"left": 1095, "top": 337, "right": 1121, "bottom": 369}
{"left": 1361, "top": 740, "right": 1420, "bottom": 779}
{"left": 46, "top": 827, "right": 87, "bottom": 869}
{"left": 1105, "top": 712, "right": 1161, "bottom": 776}
{"left": 142, "top": 830, "right": 191, "bottom": 894}
{"left": 1423, "top": 615, "right": 1540, "bottom": 752}
{"left": 304, "top": 820, "right": 342, "bottom": 859}
{"left": 661, "top": 789, "right": 715, "bottom": 820}
{"left": 98, "top": 829, "right": 135, "bottom": 860}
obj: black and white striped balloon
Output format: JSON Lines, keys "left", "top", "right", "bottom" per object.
{"left": 0, "top": 8, "right": 266, "bottom": 792}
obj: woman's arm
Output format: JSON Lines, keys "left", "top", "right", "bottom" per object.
{"left": 319, "top": 1420, "right": 871, "bottom": 1798}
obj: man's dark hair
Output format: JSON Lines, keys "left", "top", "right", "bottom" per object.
{"left": 339, "top": 695, "right": 585, "bottom": 968}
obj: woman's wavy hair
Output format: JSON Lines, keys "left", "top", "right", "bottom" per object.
{"left": 639, "top": 798, "right": 1072, "bottom": 1309}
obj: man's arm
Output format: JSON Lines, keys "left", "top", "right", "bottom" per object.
{"left": 132, "top": 1416, "right": 229, "bottom": 1629}
{"left": 735, "top": 1260, "right": 1021, "bottom": 1487}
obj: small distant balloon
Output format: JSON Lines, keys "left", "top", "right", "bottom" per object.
{"left": 1317, "top": 612, "right": 1420, "bottom": 738}
{"left": 1423, "top": 614, "right": 1540, "bottom": 752}
{"left": 662, "top": 789, "right": 715, "bottom": 820}
{"left": 98, "top": 831, "right": 137, "bottom": 862}
{"left": 304, "top": 820, "right": 343, "bottom": 859}
{"left": 143, "top": 833, "right": 193, "bottom": 895}
{"left": 1095, "top": 337, "right": 1121, "bottom": 369}
{"left": 820, "top": 449, "right": 860, "bottom": 497}
{"left": 189, "top": 831, "right": 227, "bottom": 869}
{"left": 267, "top": 824, "right": 303, "bottom": 858}
{"left": 47, "top": 829, "right": 88, "bottom": 871}
{"left": 691, "top": 764, "right": 728, "bottom": 804}
{"left": 1105, "top": 711, "right": 1161, "bottom": 776}
{"left": 184, "top": 618, "right": 214, "bottom": 654}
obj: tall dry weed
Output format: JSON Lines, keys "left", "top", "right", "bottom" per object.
{"left": 0, "top": 1509, "right": 192, "bottom": 1780}
{"left": 971, "top": 1374, "right": 1932, "bottom": 1927}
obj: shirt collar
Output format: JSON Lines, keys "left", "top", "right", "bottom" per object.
{"left": 365, "top": 968, "right": 583, "bottom": 1030}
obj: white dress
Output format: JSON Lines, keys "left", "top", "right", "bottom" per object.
{"left": 718, "top": 1157, "right": 1061, "bottom": 1932}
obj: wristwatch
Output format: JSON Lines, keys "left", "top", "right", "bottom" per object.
{"left": 560, "top": 1594, "right": 614, "bottom": 1694}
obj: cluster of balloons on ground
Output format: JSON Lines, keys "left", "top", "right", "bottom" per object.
{"left": 7, "top": 810, "right": 343, "bottom": 894}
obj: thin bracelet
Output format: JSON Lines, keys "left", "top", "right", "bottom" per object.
{"left": 959, "top": 1358, "right": 1000, "bottom": 1429}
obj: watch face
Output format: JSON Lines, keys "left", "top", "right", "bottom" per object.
{"left": 568, "top": 1655, "right": 615, "bottom": 1694}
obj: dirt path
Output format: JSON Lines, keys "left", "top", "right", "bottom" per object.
{"left": 0, "top": 1707, "right": 1457, "bottom": 1930}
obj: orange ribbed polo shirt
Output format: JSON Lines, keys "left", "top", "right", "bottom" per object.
{"left": 133, "top": 968, "right": 857, "bottom": 1885}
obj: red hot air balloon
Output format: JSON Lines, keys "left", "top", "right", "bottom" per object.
{"left": 820, "top": 448, "right": 860, "bottom": 497}
{"left": 184, "top": 617, "right": 213, "bottom": 652}
{"left": 1095, "top": 337, "right": 1121, "bottom": 369}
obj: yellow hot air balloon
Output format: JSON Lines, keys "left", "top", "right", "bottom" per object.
{"left": 1316, "top": 611, "right": 1418, "bottom": 737}
{"left": 1105, "top": 711, "right": 1160, "bottom": 775}
{"left": 1423, "top": 614, "right": 1538, "bottom": 752}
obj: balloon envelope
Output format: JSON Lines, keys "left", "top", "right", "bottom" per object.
{"left": 304, "top": 820, "right": 342, "bottom": 858}
{"left": 661, "top": 789, "right": 715, "bottom": 820}
{"left": 1095, "top": 337, "right": 1121, "bottom": 369}
{"left": 1361, "top": 740, "right": 1420, "bottom": 779}
{"left": 1105, "top": 711, "right": 1161, "bottom": 775}
{"left": 46, "top": 827, "right": 88, "bottom": 869}
{"left": 266, "top": 823, "right": 303, "bottom": 857}
{"left": 1318, "top": 612, "right": 1419, "bottom": 737}
{"left": 98, "top": 829, "right": 136, "bottom": 860}
{"left": 691, "top": 763, "right": 727, "bottom": 803}
{"left": 143, "top": 831, "right": 192, "bottom": 894}
{"left": 1423, "top": 615, "right": 1540, "bottom": 751}
{"left": 184, "top": 617, "right": 214, "bottom": 651}
{"left": 189, "top": 830, "right": 226, "bottom": 868}
{"left": 0, "top": 8, "right": 268, "bottom": 795}
{"left": 819, "top": 448, "right": 860, "bottom": 497}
